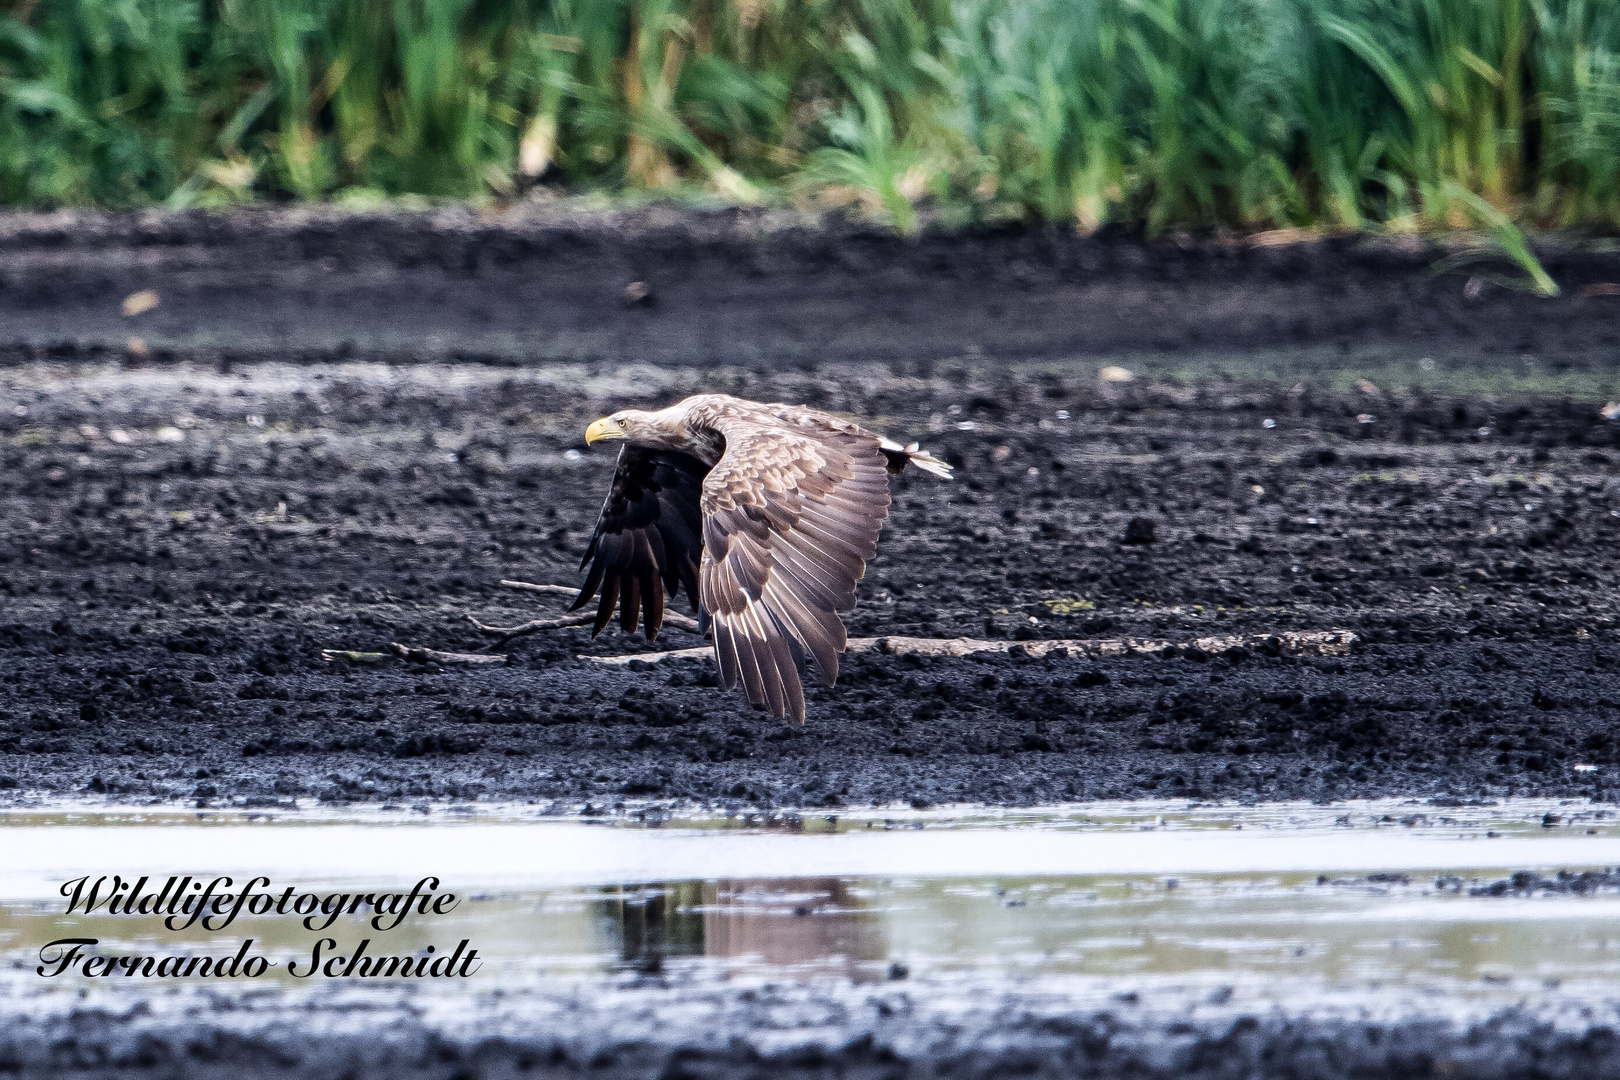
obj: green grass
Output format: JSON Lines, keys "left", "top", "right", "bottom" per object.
{"left": 2, "top": 0, "right": 1619, "bottom": 256}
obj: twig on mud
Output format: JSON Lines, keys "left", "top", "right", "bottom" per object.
{"left": 388, "top": 642, "right": 508, "bottom": 666}
{"left": 467, "top": 611, "right": 596, "bottom": 650}
{"left": 319, "top": 644, "right": 509, "bottom": 666}
{"left": 320, "top": 649, "right": 392, "bottom": 664}
{"left": 652, "top": 610, "right": 704, "bottom": 633}
{"left": 583, "top": 629, "right": 1358, "bottom": 667}
{"left": 499, "top": 580, "right": 580, "bottom": 599}
{"left": 325, "top": 580, "right": 696, "bottom": 664}
{"left": 589, "top": 644, "right": 713, "bottom": 666}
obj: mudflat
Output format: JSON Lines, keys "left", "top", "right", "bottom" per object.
{"left": 2, "top": 205, "right": 1618, "bottom": 808}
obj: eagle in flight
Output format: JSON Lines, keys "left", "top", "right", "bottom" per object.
{"left": 572, "top": 394, "right": 953, "bottom": 722}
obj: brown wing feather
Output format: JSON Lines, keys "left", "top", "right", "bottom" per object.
{"left": 697, "top": 417, "right": 891, "bottom": 722}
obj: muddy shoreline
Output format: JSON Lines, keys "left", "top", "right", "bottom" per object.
{"left": 2, "top": 207, "right": 1620, "bottom": 810}
{"left": 5, "top": 204, "right": 1620, "bottom": 369}
{"left": 3, "top": 356, "right": 1619, "bottom": 809}
{"left": 7, "top": 982, "right": 1620, "bottom": 1080}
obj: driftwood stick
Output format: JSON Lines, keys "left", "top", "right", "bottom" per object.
{"left": 656, "top": 610, "right": 705, "bottom": 633}
{"left": 462, "top": 580, "right": 707, "bottom": 652}
{"left": 588, "top": 644, "right": 713, "bottom": 666}
{"left": 320, "top": 649, "right": 392, "bottom": 664}
{"left": 469, "top": 613, "right": 596, "bottom": 635}
{"left": 388, "top": 643, "right": 508, "bottom": 665}
{"left": 500, "top": 580, "right": 581, "bottom": 599}
{"left": 583, "top": 630, "right": 1358, "bottom": 667}
{"left": 467, "top": 612, "right": 595, "bottom": 651}
{"left": 321, "top": 644, "right": 507, "bottom": 667}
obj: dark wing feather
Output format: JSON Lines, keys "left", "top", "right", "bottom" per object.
{"left": 698, "top": 420, "right": 891, "bottom": 722}
{"left": 571, "top": 445, "right": 708, "bottom": 640}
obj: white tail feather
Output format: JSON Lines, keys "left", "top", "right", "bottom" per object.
{"left": 906, "top": 448, "right": 954, "bottom": 479}
{"left": 881, "top": 437, "right": 954, "bottom": 479}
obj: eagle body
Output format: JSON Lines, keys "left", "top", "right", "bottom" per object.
{"left": 573, "top": 394, "right": 952, "bottom": 721}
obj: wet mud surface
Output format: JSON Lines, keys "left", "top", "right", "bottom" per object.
{"left": 3, "top": 352, "right": 1619, "bottom": 809}
{"left": 7, "top": 981, "right": 1620, "bottom": 1080}
{"left": 7, "top": 203, "right": 1620, "bottom": 368}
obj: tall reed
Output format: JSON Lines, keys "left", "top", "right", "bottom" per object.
{"left": 1, "top": 0, "right": 1617, "bottom": 254}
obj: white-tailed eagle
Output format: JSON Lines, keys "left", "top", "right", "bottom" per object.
{"left": 572, "top": 394, "right": 952, "bottom": 721}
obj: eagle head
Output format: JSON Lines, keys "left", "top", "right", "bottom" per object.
{"left": 584, "top": 404, "right": 713, "bottom": 457}
{"left": 583, "top": 414, "right": 631, "bottom": 444}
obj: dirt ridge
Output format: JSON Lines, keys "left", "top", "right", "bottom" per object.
{"left": 5, "top": 205, "right": 1620, "bottom": 368}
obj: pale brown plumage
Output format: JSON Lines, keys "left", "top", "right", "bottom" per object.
{"left": 572, "top": 394, "right": 952, "bottom": 721}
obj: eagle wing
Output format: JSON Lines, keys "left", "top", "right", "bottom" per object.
{"left": 698, "top": 419, "right": 892, "bottom": 722}
{"left": 571, "top": 445, "right": 708, "bottom": 639}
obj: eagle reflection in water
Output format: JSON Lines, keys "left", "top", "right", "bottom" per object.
{"left": 601, "top": 878, "right": 886, "bottom": 982}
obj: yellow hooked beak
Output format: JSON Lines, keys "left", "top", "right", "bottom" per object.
{"left": 584, "top": 417, "right": 625, "bottom": 445}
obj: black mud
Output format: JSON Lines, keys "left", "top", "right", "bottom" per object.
{"left": 6, "top": 984, "right": 1620, "bottom": 1080}
{"left": 2, "top": 207, "right": 1620, "bottom": 809}
{"left": 6, "top": 203, "right": 1620, "bottom": 368}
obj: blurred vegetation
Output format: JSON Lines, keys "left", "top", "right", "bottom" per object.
{"left": 2, "top": 0, "right": 1619, "bottom": 247}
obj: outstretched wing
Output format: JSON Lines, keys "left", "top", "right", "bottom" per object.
{"left": 698, "top": 422, "right": 892, "bottom": 722}
{"left": 571, "top": 445, "right": 708, "bottom": 640}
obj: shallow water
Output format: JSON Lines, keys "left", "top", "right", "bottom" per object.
{"left": 3, "top": 799, "right": 1618, "bottom": 1011}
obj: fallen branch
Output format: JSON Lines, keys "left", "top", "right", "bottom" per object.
{"left": 499, "top": 580, "right": 580, "bottom": 599}
{"left": 319, "top": 644, "right": 509, "bottom": 666}
{"left": 388, "top": 642, "right": 507, "bottom": 666}
{"left": 320, "top": 649, "right": 392, "bottom": 664}
{"left": 467, "top": 611, "right": 595, "bottom": 650}
{"left": 326, "top": 581, "right": 711, "bottom": 668}
{"left": 584, "top": 629, "right": 1357, "bottom": 666}
{"left": 653, "top": 610, "right": 704, "bottom": 633}
{"left": 589, "top": 645, "right": 712, "bottom": 666}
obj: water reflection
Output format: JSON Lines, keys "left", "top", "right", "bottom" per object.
{"left": 9, "top": 800, "right": 1620, "bottom": 1000}
{"left": 7, "top": 869, "right": 1620, "bottom": 997}
{"left": 599, "top": 878, "right": 885, "bottom": 980}
{"left": 599, "top": 882, "right": 705, "bottom": 974}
